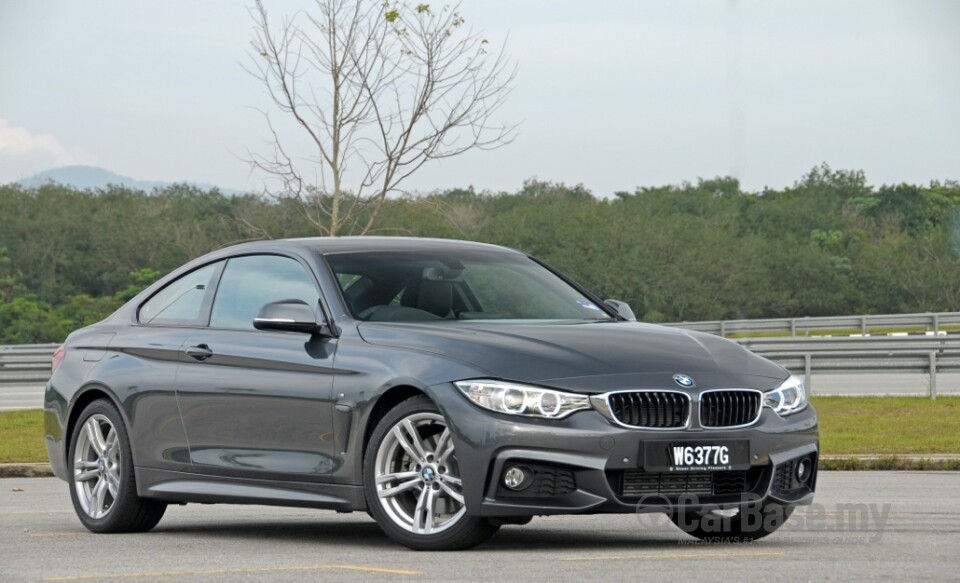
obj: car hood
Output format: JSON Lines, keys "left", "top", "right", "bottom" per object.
{"left": 356, "top": 321, "right": 788, "bottom": 392}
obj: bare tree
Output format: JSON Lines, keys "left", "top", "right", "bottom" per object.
{"left": 247, "top": 0, "right": 515, "bottom": 236}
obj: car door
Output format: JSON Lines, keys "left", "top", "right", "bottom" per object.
{"left": 117, "top": 260, "right": 224, "bottom": 473}
{"left": 175, "top": 254, "right": 340, "bottom": 480}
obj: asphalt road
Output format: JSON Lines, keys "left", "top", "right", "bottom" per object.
{"left": 1, "top": 472, "right": 958, "bottom": 582}
{"left": 0, "top": 384, "right": 45, "bottom": 411}
{"left": 809, "top": 372, "right": 960, "bottom": 397}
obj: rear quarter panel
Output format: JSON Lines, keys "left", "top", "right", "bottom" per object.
{"left": 44, "top": 325, "right": 194, "bottom": 480}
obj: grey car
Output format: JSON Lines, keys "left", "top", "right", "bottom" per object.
{"left": 44, "top": 237, "right": 818, "bottom": 550}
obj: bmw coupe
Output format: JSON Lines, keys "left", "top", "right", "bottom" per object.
{"left": 44, "top": 237, "right": 818, "bottom": 550}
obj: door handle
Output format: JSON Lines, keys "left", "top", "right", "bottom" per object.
{"left": 184, "top": 344, "right": 213, "bottom": 361}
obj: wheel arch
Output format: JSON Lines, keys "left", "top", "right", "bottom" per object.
{"left": 64, "top": 384, "right": 132, "bottom": 470}
{"left": 361, "top": 385, "right": 428, "bottom": 459}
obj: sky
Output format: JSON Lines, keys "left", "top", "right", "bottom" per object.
{"left": 1, "top": 0, "right": 958, "bottom": 196}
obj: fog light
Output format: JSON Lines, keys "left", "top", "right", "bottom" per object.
{"left": 503, "top": 466, "right": 529, "bottom": 490}
{"left": 797, "top": 457, "right": 812, "bottom": 483}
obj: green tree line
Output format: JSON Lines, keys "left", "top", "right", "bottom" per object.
{"left": 2, "top": 164, "right": 959, "bottom": 343}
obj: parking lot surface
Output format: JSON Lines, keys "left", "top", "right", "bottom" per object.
{"left": 1, "top": 472, "right": 958, "bottom": 581}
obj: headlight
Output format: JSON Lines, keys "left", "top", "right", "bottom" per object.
{"left": 454, "top": 380, "right": 592, "bottom": 419}
{"left": 763, "top": 375, "right": 808, "bottom": 416}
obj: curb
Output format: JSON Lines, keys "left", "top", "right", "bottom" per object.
{"left": 818, "top": 455, "right": 960, "bottom": 471}
{"left": 820, "top": 454, "right": 960, "bottom": 461}
{"left": 0, "top": 463, "right": 53, "bottom": 478}
{"left": 2, "top": 456, "right": 960, "bottom": 479}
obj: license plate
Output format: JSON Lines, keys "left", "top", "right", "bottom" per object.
{"left": 643, "top": 440, "right": 750, "bottom": 472}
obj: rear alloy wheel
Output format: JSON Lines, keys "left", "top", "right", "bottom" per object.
{"left": 73, "top": 413, "right": 121, "bottom": 519}
{"left": 68, "top": 399, "right": 167, "bottom": 533}
{"left": 364, "top": 396, "right": 498, "bottom": 550}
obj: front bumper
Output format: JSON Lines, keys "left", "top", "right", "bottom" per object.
{"left": 433, "top": 384, "right": 819, "bottom": 517}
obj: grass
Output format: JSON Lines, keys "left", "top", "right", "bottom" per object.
{"left": 1, "top": 397, "right": 958, "bottom": 466}
{"left": 0, "top": 409, "right": 46, "bottom": 464}
{"left": 812, "top": 396, "right": 960, "bottom": 455}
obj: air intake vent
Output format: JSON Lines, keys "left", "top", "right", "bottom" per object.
{"left": 618, "top": 470, "right": 748, "bottom": 497}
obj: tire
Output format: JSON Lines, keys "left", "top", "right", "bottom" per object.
{"left": 68, "top": 399, "right": 167, "bottom": 533}
{"left": 363, "top": 395, "right": 499, "bottom": 550}
{"left": 671, "top": 501, "right": 794, "bottom": 543}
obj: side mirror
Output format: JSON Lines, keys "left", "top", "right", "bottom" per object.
{"left": 253, "top": 299, "right": 324, "bottom": 333}
{"left": 604, "top": 299, "right": 637, "bottom": 321}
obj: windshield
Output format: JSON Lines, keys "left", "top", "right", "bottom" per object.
{"left": 325, "top": 249, "right": 614, "bottom": 323}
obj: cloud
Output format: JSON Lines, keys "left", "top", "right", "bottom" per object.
{"left": 0, "top": 118, "right": 97, "bottom": 171}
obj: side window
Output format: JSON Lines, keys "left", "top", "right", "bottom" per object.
{"left": 139, "top": 262, "right": 220, "bottom": 326}
{"left": 210, "top": 255, "right": 321, "bottom": 331}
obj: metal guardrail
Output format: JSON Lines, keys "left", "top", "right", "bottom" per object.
{"left": 0, "top": 343, "right": 58, "bottom": 383}
{"left": 735, "top": 336, "right": 958, "bottom": 399}
{"left": 664, "top": 311, "right": 960, "bottom": 337}
{"left": 0, "top": 344, "right": 58, "bottom": 411}
{"left": 0, "top": 331, "right": 955, "bottom": 410}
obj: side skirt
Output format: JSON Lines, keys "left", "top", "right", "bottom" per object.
{"left": 135, "top": 467, "right": 367, "bottom": 511}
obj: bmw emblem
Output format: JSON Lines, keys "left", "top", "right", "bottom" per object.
{"left": 421, "top": 467, "right": 435, "bottom": 482}
{"left": 673, "top": 374, "right": 695, "bottom": 388}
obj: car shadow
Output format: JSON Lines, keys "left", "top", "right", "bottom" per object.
{"left": 482, "top": 525, "right": 705, "bottom": 552}
{"left": 146, "top": 514, "right": 775, "bottom": 552}
{"left": 151, "top": 517, "right": 396, "bottom": 548}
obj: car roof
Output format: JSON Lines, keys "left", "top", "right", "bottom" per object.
{"left": 218, "top": 236, "right": 523, "bottom": 256}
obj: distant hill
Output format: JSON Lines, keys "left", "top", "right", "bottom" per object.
{"left": 17, "top": 166, "right": 244, "bottom": 194}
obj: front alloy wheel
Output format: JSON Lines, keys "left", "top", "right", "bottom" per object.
{"left": 363, "top": 396, "right": 498, "bottom": 550}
